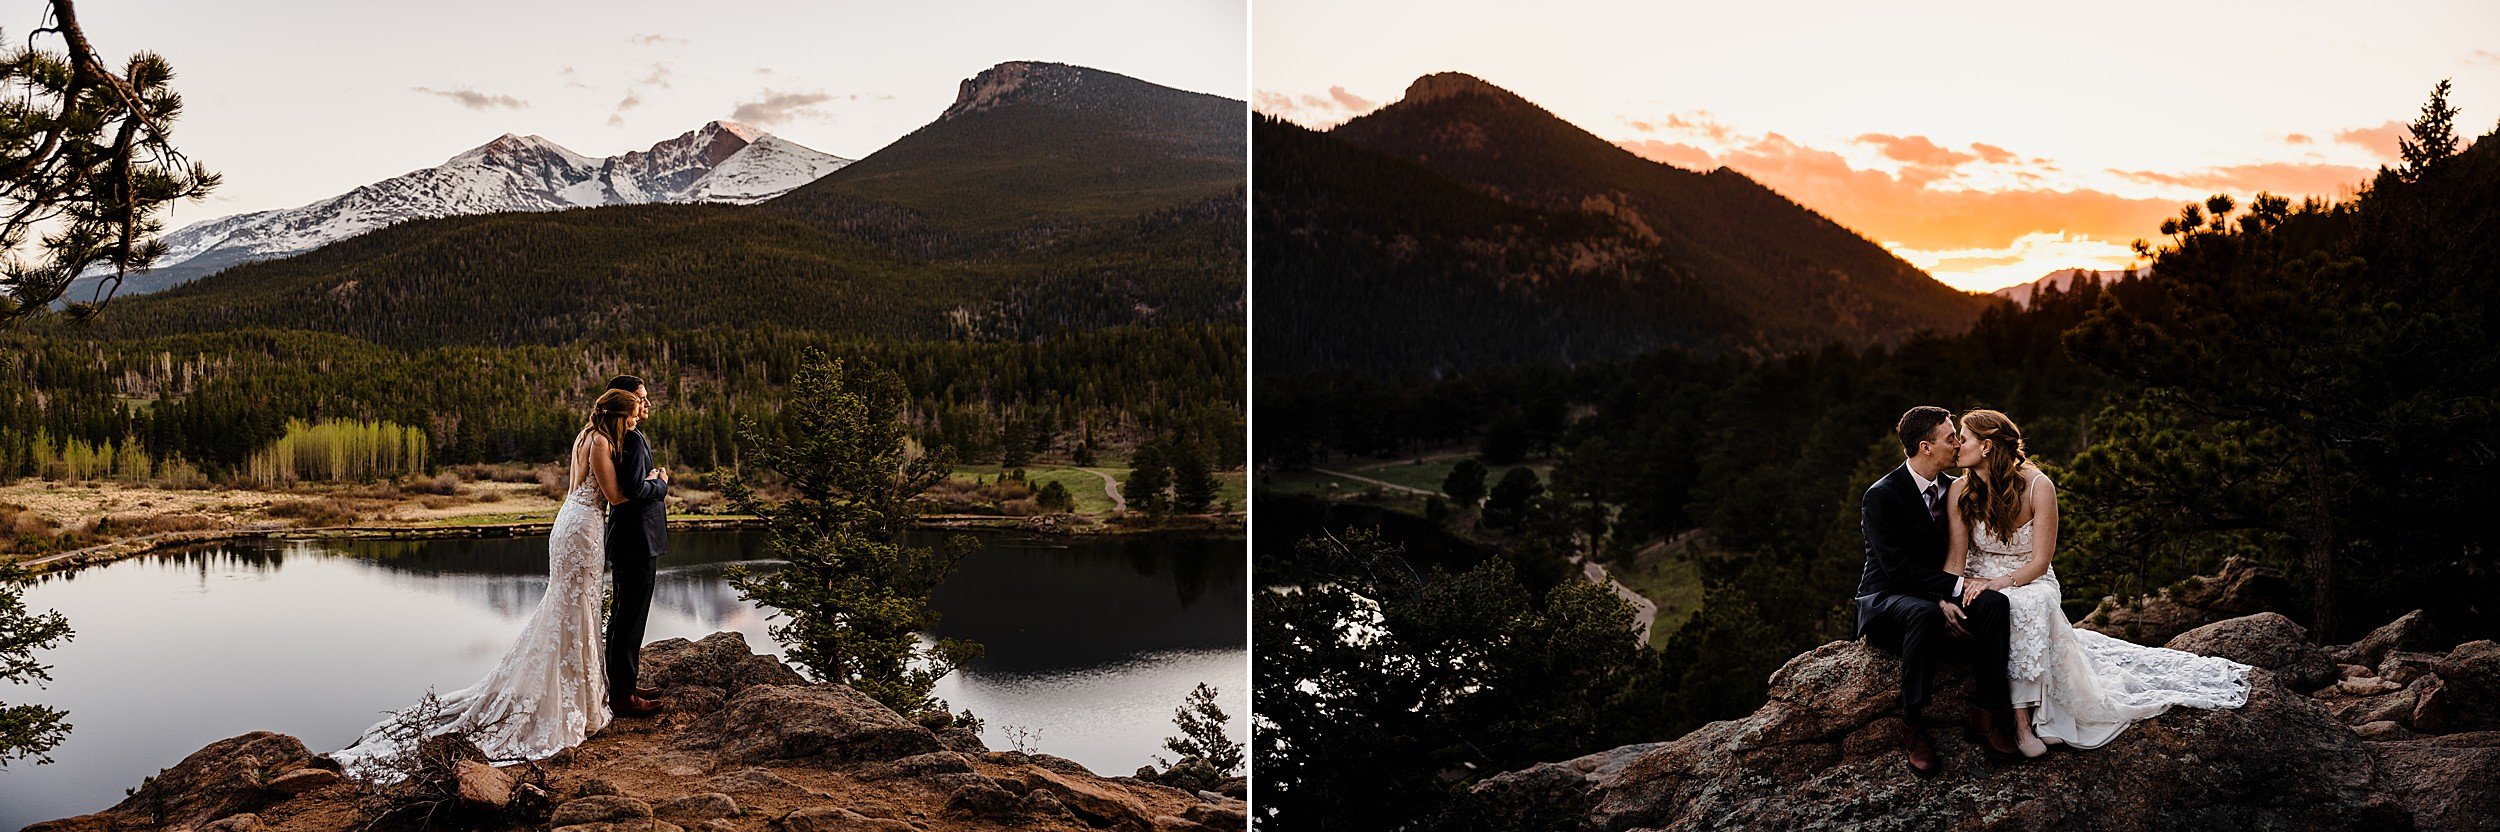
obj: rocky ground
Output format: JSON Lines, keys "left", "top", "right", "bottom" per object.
{"left": 1479, "top": 558, "right": 2500, "bottom": 831}
{"left": 24, "top": 633, "right": 1247, "bottom": 832}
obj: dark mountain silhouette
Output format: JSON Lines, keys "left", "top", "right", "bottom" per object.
{"left": 772, "top": 61, "right": 1244, "bottom": 235}
{"left": 1258, "top": 72, "right": 1985, "bottom": 376}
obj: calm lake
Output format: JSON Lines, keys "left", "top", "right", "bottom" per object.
{"left": 0, "top": 529, "right": 1246, "bottom": 829}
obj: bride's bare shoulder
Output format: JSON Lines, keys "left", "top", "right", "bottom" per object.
{"left": 2024, "top": 464, "right": 2057, "bottom": 492}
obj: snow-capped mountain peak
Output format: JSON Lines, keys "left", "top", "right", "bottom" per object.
{"left": 120, "top": 123, "right": 853, "bottom": 294}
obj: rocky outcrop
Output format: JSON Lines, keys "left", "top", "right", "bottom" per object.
{"left": 27, "top": 633, "right": 1241, "bottom": 832}
{"left": 675, "top": 684, "right": 944, "bottom": 765}
{"left": 2165, "top": 611, "right": 2339, "bottom": 692}
{"left": 2078, "top": 556, "right": 2296, "bottom": 645}
{"left": 1479, "top": 637, "right": 2403, "bottom": 831}
{"left": 23, "top": 732, "right": 320, "bottom": 832}
{"left": 639, "top": 632, "right": 808, "bottom": 698}
{"left": 1484, "top": 609, "right": 2500, "bottom": 832}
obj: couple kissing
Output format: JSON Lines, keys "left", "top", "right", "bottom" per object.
{"left": 1855, "top": 406, "right": 2254, "bottom": 777}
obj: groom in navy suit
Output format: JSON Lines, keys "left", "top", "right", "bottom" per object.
{"left": 1856, "top": 406, "right": 2018, "bottom": 776}
{"left": 604, "top": 374, "right": 669, "bottom": 716}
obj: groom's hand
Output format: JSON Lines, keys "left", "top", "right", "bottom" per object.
{"left": 1938, "top": 599, "right": 1970, "bottom": 638}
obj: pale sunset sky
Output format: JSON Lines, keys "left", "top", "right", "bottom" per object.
{"left": 32, "top": 0, "right": 1245, "bottom": 225}
{"left": 1253, "top": 0, "right": 2500, "bottom": 292}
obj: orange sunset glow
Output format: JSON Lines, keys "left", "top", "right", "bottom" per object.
{"left": 1254, "top": 1, "right": 2500, "bottom": 292}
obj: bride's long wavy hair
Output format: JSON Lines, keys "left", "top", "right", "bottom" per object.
{"left": 1955, "top": 409, "right": 2031, "bottom": 542}
{"left": 572, "top": 389, "right": 642, "bottom": 487}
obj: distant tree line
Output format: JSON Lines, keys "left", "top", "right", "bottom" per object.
{"left": 0, "top": 322, "right": 1244, "bottom": 483}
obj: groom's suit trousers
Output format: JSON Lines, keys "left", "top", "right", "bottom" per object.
{"left": 1864, "top": 589, "right": 2013, "bottom": 720}
{"left": 606, "top": 555, "right": 656, "bottom": 701}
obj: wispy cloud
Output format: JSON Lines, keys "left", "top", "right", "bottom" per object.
{"left": 2334, "top": 120, "right": 2407, "bottom": 162}
{"left": 608, "top": 91, "right": 644, "bottom": 127}
{"left": 2470, "top": 48, "right": 2500, "bottom": 66}
{"left": 730, "top": 90, "right": 832, "bottom": 126}
{"left": 724, "top": 89, "right": 894, "bottom": 126}
{"left": 629, "top": 34, "right": 689, "bottom": 47}
{"left": 1612, "top": 109, "right": 2378, "bottom": 289}
{"left": 605, "top": 62, "right": 675, "bottom": 127}
{"left": 2109, "top": 161, "right": 2374, "bottom": 197}
{"left": 1254, "top": 85, "right": 1385, "bottom": 128}
{"left": 411, "top": 86, "right": 527, "bottom": 110}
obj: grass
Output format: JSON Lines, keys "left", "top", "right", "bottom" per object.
{"left": 1259, "top": 467, "right": 1437, "bottom": 515}
{"left": 955, "top": 463, "right": 1246, "bottom": 516}
{"left": 1610, "top": 537, "right": 1708, "bottom": 646}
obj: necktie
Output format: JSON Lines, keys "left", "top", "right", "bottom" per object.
{"left": 1924, "top": 483, "right": 1943, "bottom": 524}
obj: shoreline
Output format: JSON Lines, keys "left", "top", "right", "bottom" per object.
{"left": 16, "top": 511, "right": 1245, "bottom": 576}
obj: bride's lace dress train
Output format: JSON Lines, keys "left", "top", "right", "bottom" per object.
{"left": 330, "top": 478, "right": 613, "bottom": 779}
{"left": 1970, "top": 519, "right": 2252, "bottom": 749}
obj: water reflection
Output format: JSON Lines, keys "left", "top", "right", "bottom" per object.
{"left": 0, "top": 530, "right": 1245, "bottom": 830}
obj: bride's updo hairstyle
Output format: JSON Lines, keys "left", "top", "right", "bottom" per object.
{"left": 1955, "top": 409, "right": 2031, "bottom": 542}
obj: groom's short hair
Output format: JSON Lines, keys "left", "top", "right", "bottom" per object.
{"left": 1897, "top": 406, "right": 1953, "bottom": 458}
{"left": 607, "top": 375, "right": 644, "bottom": 394}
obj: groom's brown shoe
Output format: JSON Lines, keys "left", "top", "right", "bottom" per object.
{"left": 1903, "top": 726, "right": 1941, "bottom": 778}
{"left": 614, "top": 694, "right": 664, "bottom": 717}
{"left": 1968, "top": 708, "right": 2022, "bottom": 759}
{"left": 634, "top": 685, "right": 663, "bottom": 698}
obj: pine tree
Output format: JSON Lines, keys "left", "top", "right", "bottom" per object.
{"left": 1035, "top": 480, "right": 1075, "bottom": 513}
{"left": 1171, "top": 442, "right": 1217, "bottom": 513}
{"left": 1484, "top": 466, "right": 1543, "bottom": 529}
{"left": 1443, "top": 459, "right": 1488, "bottom": 507}
{"left": 1125, "top": 443, "right": 1173, "bottom": 515}
{"left": 720, "top": 351, "right": 982, "bottom": 715}
{"left": 0, "top": 563, "right": 74, "bottom": 767}
{"left": 1160, "top": 682, "right": 1243, "bottom": 775}
{"left": 2398, "top": 79, "right": 2460, "bottom": 182}
{"left": 1, "top": 0, "right": 219, "bottom": 322}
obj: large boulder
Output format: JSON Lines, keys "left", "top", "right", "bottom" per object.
{"left": 2079, "top": 556, "right": 2296, "bottom": 645}
{"left": 638, "top": 631, "right": 808, "bottom": 697}
{"left": 2413, "top": 641, "right": 2500, "bottom": 734}
{"left": 2370, "top": 731, "right": 2500, "bottom": 832}
{"left": 675, "top": 683, "right": 943, "bottom": 765}
{"left": 2333, "top": 609, "right": 2444, "bottom": 668}
{"left": 1476, "top": 639, "right": 2407, "bottom": 831}
{"left": 2166, "top": 612, "right": 2339, "bottom": 692}
{"left": 24, "top": 732, "right": 315, "bottom": 832}
{"left": 1025, "top": 767, "right": 1155, "bottom": 831}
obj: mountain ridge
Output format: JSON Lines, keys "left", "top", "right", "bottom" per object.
{"left": 1255, "top": 72, "right": 1987, "bottom": 377}
{"left": 78, "top": 121, "right": 851, "bottom": 299}
{"left": 1327, "top": 72, "right": 1985, "bottom": 349}
{"left": 85, "top": 62, "right": 1244, "bottom": 349}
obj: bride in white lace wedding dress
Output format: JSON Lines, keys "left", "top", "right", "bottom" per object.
{"left": 330, "top": 390, "right": 651, "bottom": 779}
{"left": 1947, "top": 410, "right": 2252, "bottom": 756}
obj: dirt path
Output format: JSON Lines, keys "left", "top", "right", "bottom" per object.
{"left": 1081, "top": 468, "right": 1128, "bottom": 513}
{"left": 1310, "top": 467, "right": 1438, "bottom": 497}
{"left": 1576, "top": 555, "right": 1659, "bottom": 647}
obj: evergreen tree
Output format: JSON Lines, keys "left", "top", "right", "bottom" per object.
{"left": 1484, "top": 466, "right": 1543, "bottom": 529}
{"left": 1000, "top": 421, "right": 1032, "bottom": 468}
{"left": 1171, "top": 442, "right": 1218, "bottom": 513}
{"left": 1125, "top": 443, "right": 1173, "bottom": 515}
{"left": 720, "top": 351, "right": 981, "bottom": 715}
{"left": 2398, "top": 79, "right": 2460, "bottom": 182}
{"left": 1035, "top": 479, "right": 1075, "bottom": 513}
{"left": 0, "top": 563, "right": 73, "bottom": 767}
{"left": 1442, "top": 458, "right": 1489, "bottom": 507}
{"left": 1161, "top": 682, "right": 1243, "bottom": 775}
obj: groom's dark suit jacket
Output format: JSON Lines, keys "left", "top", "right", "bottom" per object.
{"left": 606, "top": 429, "right": 668, "bottom": 559}
{"left": 1855, "top": 463, "right": 1961, "bottom": 638}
